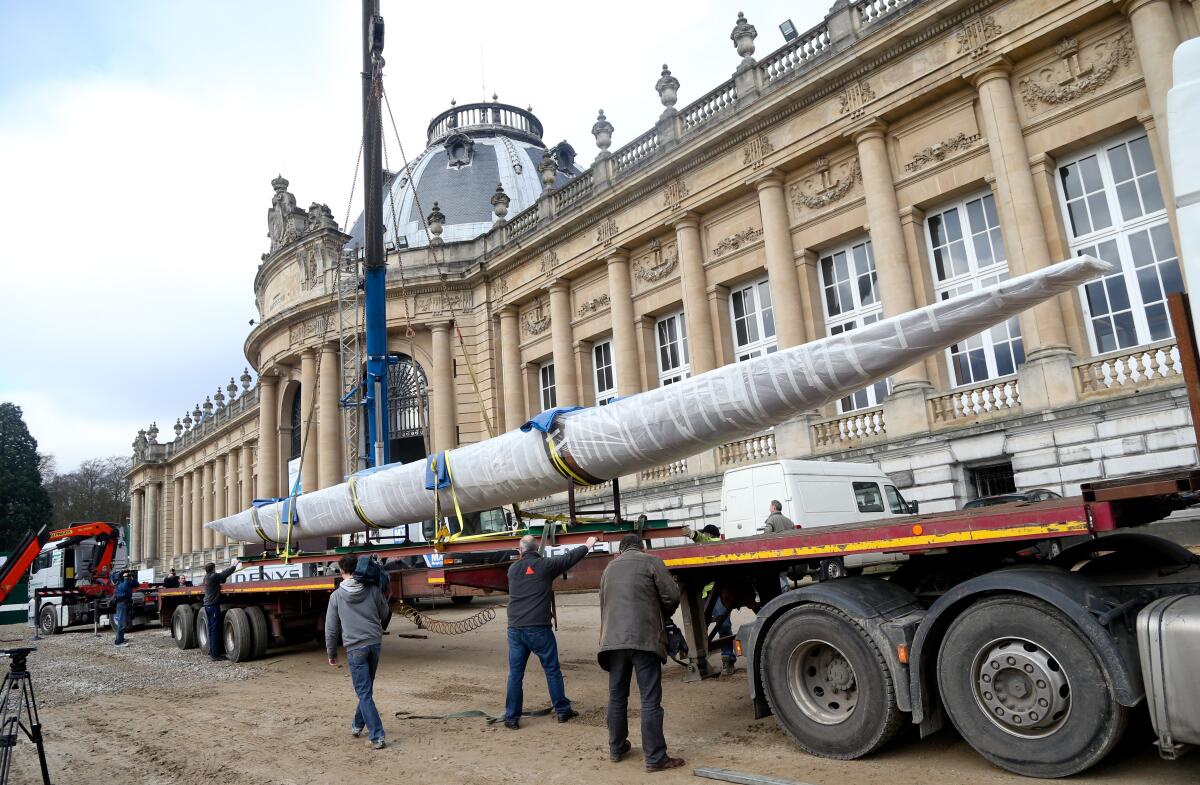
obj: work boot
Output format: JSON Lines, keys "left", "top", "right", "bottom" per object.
{"left": 557, "top": 709, "right": 579, "bottom": 723}
{"left": 372, "top": 739, "right": 386, "bottom": 750}
{"left": 645, "top": 757, "right": 686, "bottom": 773}
{"left": 351, "top": 725, "right": 364, "bottom": 738}
{"left": 504, "top": 719, "right": 519, "bottom": 730}
{"left": 721, "top": 656, "right": 736, "bottom": 676}
{"left": 610, "top": 740, "right": 632, "bottom": 763}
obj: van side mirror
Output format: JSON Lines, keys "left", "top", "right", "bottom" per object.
{"left": 907, "top": 500, "right": 920, "bottom": 515}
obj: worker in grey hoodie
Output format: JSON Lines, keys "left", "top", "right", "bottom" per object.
{"left": 326, "top": 554, "right": 391, "bottom": 749}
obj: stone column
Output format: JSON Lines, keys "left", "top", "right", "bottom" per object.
{"left": 604, "top": 251, "right": 642, "bottom": 396}
{"left": 257, "top": 375, "right": 279, "bottom": 498}
{"left": 191, "top": 467, "right": 203, "bottom": 555}
{"left": 973, "top": 61, "right": 1077, "bottom": 409}
{"left": 548, "top": 281, "right": 579, "bottom": 406}
{"left": 299, "top": 348, "right": 319, "bottom": 493}
{"left": 673, "top": 214, "right": 717, "bottom": 374}
{"left": 173, "top": 476, "right": 184, "bottom": 558}
{"left": 707, "top": 284, "right": 734, "bottom": 367}
{"left": 201, "top": 461, "right": 213, "bottom": 550}
{"left": 129, "top": 489, "right": 143, "bottom": 564}
{"left": 431, "top": 321, "right": 457, "bottom": 452}
{"left": 241, "top": 443, "right": 254, "bottom": 508}
{"left": 226, "top": 448, "right": 239, "bottom": 517}
{"left": 144, "top": 481, "right": 160, "bottom": 564}
{"left": 794, "top": 249, "right": 823, "bottom": 344}
{"left": 1122, "top": 0, "right": 1180, "bottom": 181}
{"left": 575, "top": 340, "right": 594, "bottom": 403}
{"left": 755, "top": 173, "right": 805, "bottom": 349}
{"left": 498, "top": 307, "right": 525, "bottom": 430}
{"left": 212, "top": 455, "right": 226, "bottom": 548}
{"left": 318, "top": 342, "right": 342, "bottom": 488}
{"left": 181, "top": 473, "right": 193, "bottom": 555}
{"left": 853, "top": 121, "right": 931, "bottom": 437}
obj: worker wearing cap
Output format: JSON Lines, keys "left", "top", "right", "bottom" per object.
{"left": 112, "top": 571, "right": 135, "bottom": 647}
{"left": 203, "top": 560, "right": 240, "bottom": 660}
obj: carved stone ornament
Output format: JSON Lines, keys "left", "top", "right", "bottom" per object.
{"left": 267, "top": 175, "right": 308, "bottom": 253}
{"left": 444, "top": 133, "right": 475, "bottom": 168}
{"left": 299, "top": 245, "right": 320, "bottom": 291}
{"left": 711, "top": 228, "right": 764, "bottom": 258}
{"left": 731, "top": 11, "right": 758, "bottom": 65}
{"left": 655, "top": 64, "right": 680, "bottom": 113}
{"left": 790, "top": 157, "right": 862, "bottom": 210}
{"left": 743, "top": 134, "right": 774, "bottom": 169}
{"left": 521, "top": 300, "right": 551, "bottom": 337}
{"left": 577, "top": 292, "right": 611, "bottom": 317}
{"left": 540, "top": 249, "right": 559, "bottom": 275}
{"left": 904, "top": 132, "right": 981, "bottom": 173}
{"left": 956, "top": 15, "right": 1001, "bottom": 60}
{"left": 1018, "top": 32, "right": 1135, "bottom": 110}
{"left": 416, "top": 290, "right": 472, "bottom": 315}
{"left": 494, "top": 274, "right": 510, "bottom": 297}
{"left": 596, "top": 217, "right": 619, "bottom": 247}
{"left": 304, "top": 202, "right": 338, "bottom": 233}
{"left": 663, "top": 178, "right": 689, "bottom": 210}
{"left": 837, "top": 81, "right": 875, "bottom": 120}
{"left": 288, "top": 314, "right": 330, "bottom": 346}
{"left": 592, "top": 110, "right": 614, "bottom": 154}
{"left": 634, "top": 240, "right": 679, "bottom": 284}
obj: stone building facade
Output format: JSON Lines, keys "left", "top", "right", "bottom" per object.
{"left": 127, "top": 0, "right": 1198, "bottom": 574}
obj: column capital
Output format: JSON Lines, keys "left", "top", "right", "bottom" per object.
{"left": 572, "top": 339, "right": 592, "bottom": 352}
{"left": 847, "top": 118, "right": 888, "bottom": 145}
{"left": 1118, "top": 0, "right": 1169, "bottom": 16}
{"left": 794, "top": 247, "right": 818, "bottom": 267}
{"left": 1028, "top": 151, "right": 1055, "bottom": 175}
{"left": 299, "top": 346, "right": 317, "bottom": 359}
{"left": 898, "top": 205, "right": 926, "bottom": 226}
{"left": 548, "top": 278, "right": 571, "bottom": 295}
{"left": 498, "top": 304, "right": 519, "bottom": 318}
{"left": 602, "top": 247, "right": 631, "bottom": 265}
{"left": 706, "top": 282, "right": 729, "bottom": 301}
{"left": 671, "top": 211, "right": 702, "bottom": 231}
{"left": 1137, "top": 111, "right": 1157, "bottom": 131}
{"left": 748, "top": 168, "right": 787, "bottom": 192}
{"left": 429, "top": 320, "right": 453, "bottom": 333}
{"left": 965, "top": 55, "right": 1014, "bottom": 88}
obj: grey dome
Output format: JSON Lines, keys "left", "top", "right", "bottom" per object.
{"left": 348, "top": 100, "right": 583, "bottom": 249}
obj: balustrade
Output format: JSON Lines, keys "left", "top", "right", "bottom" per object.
{"left": 811, "top": 409, "right": 886, "bottom": 450}
{"left": 553, "top": 171, "right": 593, "bottom": 211}
{"left": 681, "top": 82, "right": 737, "bottom": 131}
{"left": 760, "top": 24, "right": 831, "bottom": 83}
{"left": 504, "top": 205, "right": 540, "bottom": 241}
{"left": 613, "top": 130, "right": 660, "bottom": 173}
{"left": 929, "top": 377, "right": 1020, "bottom": 424}
{"left": 856, "top": 0, "right": 913, "bottom": 25}
{"left": 1075, "top": 343, "right": 1182, "bottom": 397}
{"left": 639, "top": 459, "right": 689, "bottom": 484}
{"left": 717, "top": 432, "right": 777, "bottom": 467}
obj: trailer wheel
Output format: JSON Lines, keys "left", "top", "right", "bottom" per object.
{"left": 173, "top": 605, "right": 197, "bottom": 650}
{"left": 818, "top": 558, "right": 846, "bottom": 581}
{"left": 37, "top": 604, "right": 59, "bottom": 636}
{"left": 759, "top": 605, "right": 903, "bottom": 759}
{"left": 223, "top": 608, "right": 254, "bottom": 663}
{"left": 937, "top": 595, "right": 1128, "bottom": 778}
{"left": 196, "top": 606, "right": 212, "bottom": 654}
{"left": 245, "top": 606, "right": 269, "bottom": 659}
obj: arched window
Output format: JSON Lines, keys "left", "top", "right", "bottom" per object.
{"left": 289, "top": 390, "right": 302, "bottom": 460}
{"left": 386, "top": 354, "right": 429, "bottom": 464}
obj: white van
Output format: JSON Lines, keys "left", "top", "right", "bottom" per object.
{"left": 720, "top": 459, "right": 915, "bottom": 538}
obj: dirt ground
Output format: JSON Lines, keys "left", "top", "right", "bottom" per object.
{"left": 4, "top": 594, "right": 1197, "bottom": 785}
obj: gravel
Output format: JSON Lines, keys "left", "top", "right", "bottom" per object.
{"left": 0, "top": 622, "right": 251, "bottom": 707}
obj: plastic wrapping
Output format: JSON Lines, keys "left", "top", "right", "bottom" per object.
{"left": 208, "top": 255, "right": 1109, "bottom": 543}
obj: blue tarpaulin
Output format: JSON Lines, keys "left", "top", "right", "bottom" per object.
{"left": 424, "top": 452, "right": 451, "bottom": 490}
{"left": 520, "top": 406, "right": 584, "bottom": 433}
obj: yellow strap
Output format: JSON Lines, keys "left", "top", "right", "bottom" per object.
{"left": 443, "top": 451, "right": 466, "bottom": 542}
{"left": 545, "top": 434, "right": 595, "bottom": 486}
{"left": 431, "top": 454, "right": 448, "bottom": 543}
{"left": 250, "top": 507, "right": 276, "bottom": 548}
{"left": 348, "top": 476, "right": 380, "bottom": 530}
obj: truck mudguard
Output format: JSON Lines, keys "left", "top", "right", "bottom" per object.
{"left": 908, "top": 565, "right": 1144, "bottom": 730}
{"left": 738, "top": 576, "right": 924, "bottom": 718}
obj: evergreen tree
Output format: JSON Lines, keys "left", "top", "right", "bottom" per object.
{"left": 0, "top": 402, "right": 53, "bottom": 550}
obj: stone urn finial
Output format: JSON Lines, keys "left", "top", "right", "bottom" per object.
{"left": 427, "top": 202, "right": 446, "bottom": 244}
{"left": 240, "top": 367, "right": 253, "bottom": 392}
{"left": 537, "top": 149, "right": 558, "bottom": 190}
{"left": 214, "top": 386, "right": 226, "bottom": 410}
{"left": 147, "top": 422, "right": 159, "bottom": 444}
{"left": 192, "top": 403, "right": 202, "bottom": 422}
{"left": 174, "top": 418, "right": 183, "bottom": 439}
{"left": 182, "top": 411, "right": 193, "bottom": 431}
{"left": 656, "top": 64, "right": 680, "bottom": 116}
{"left": 731, "top": 12, "right": 758, "bottom": 67}
{"left": 592, "top": 110, "right": 614, "bottom": 157}
{"left": 202, "top": 396, "right": 213, "bottom": 417}
{"left": 490, "top": 183, "right": 510, "bottom": 222}
{"left": 227, "top": 377, "right": 238, "bottom": 401}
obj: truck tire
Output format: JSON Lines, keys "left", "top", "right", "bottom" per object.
{"left": 173, "top": 605, "right": 197, "bottom": 650}
{"left": 196, "top": 606, "right": 212, "bottom": 654}
{"left": 37, "top": 604, "right": 59, "bottom": 636}
{"left": 223, "top": 608, "right": 254, "bottom": 663}
{"left": 759, "top": 604, "right": 903, "bottom": 759}
{"left": 936, "top": 595, "right": 1128, "bottom": 778}
{"left": 245, "top": 606, "right": 269, "bottom": 660}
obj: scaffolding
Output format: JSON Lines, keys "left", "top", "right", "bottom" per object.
{"left": 335, "top": 248, "right": 364, "bottom": 476}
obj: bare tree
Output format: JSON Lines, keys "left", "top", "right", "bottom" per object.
{"left": 44, "top": 456, "right": 132, "bottom": 528}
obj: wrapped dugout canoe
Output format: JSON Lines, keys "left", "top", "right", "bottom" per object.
{"left": 208, "top": 255, "right": 1109, "bottom": 544}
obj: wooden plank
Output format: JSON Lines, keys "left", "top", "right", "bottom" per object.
{"left": 1168, "top": 292, "right": 1200, "bottom": 451}
{"left": 693, "top": 767, "right": 819, "bottom": 785}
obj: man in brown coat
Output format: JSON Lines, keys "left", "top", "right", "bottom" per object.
{"left": 598, "top": 534, "right": 684, "bottom": 772}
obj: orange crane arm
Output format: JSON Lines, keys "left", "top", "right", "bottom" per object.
{"left": 0, "top": 526, "right": 50, "bottom": 604}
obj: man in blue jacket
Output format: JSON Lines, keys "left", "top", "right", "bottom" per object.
{"left": 502, "top": 534, "right": 597, "bottom": 729}
{"left": 204, "top": 560, "right": 240, "bottom": 660}
{"left": 112, "top": 571, "right": 136, "bottom": 647}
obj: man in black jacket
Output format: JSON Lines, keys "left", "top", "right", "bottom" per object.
{"left": 112, "top": 571, "right": 135, "bottom": 647}
{"left": 503, "top": 534, "right": 597, "bottom": 729}
{"left": 203, "top": 560, "right": 240, "bottom": 660}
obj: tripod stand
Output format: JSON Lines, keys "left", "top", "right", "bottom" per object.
{"left": 0, "top": 647, "right": 51, "bottom": 785}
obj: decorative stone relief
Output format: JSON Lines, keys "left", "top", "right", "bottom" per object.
{"left": 577, "top": 293, "right": 611, "bottom": 317}
{"left": 711, "top": 228, "right": 764, "bottom": 258}
{"left": 521, "top": 300, "right": 551, "bottom": 337}
{"left": 493, "top": 274, "right": 510, "bottom": 297}
{"left": 837, "top": 81, "right": 875, "bottom": 120}
{"left": 288, "top": 315, "right": 329, "bottom": 346}
{"left": 596, "top": 217, "right": 619, "bottom": 247}
{"left": 663, "top": 178, "right": 689, "bottom": 210}
{"left": 304, "top": 202, "right": 338, "bottom": 233}
{"left": 416, "top": 290, "right": 472, "bottom": 315}
{"left": 634, "top": 240, "right": 679, "bottom": 284}
{"left": 539, "top": 249, "right": 559, "bottom": 275}
{"left": 904, "top": 132, "right": 981, "bottom": 173}
{"left": 1018, "top": 32, "right": 1135, "bottom": 109}
{"left": 790, "top": 157, "right": 861, "bottom": 211}
{"left": 299, "top": 246, "right": 320, "bottom": 290}
{"left": 956, "top": 15, "right": 1001, "bottom": 60}
{"left": 267, "top": 175, "right": 307, "bottom": 253}
{"left": 743, "top": 134, "right": 774, "bottom": 169}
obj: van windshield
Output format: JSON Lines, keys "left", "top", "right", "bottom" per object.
{"left": 884, "top": 485, "right": 908, "bottom": 514}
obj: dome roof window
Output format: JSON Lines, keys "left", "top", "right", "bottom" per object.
{"left": 444, "top": 133, "right": 475, "bottom": 169}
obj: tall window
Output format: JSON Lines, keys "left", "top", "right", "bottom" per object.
{"left": 655, "top": 311, "right": 690, "bottom": 385}
{"left": 539, "top": 362, "right": 556, "bottom": 410}
{"left": 1056, "top": 133, "right": 1182, "bottom": 354}
{"left": 593, "top": 339, "right": 617, "bottom": 405}
{"left": 926, "top": 192, "right": 1024, "bottom": 386}
{"left": 730, "top": 277, "right": 777, "bottom": 361}
{"left": 819, "top": 239, "right": 889, "bottom": 411}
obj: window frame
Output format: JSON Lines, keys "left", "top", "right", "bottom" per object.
{"left": 538, "top": 362, "right": 556, "bottom": 411}
{"left": 655, "top": 310, "right": 691, "bottom": 386}
{"left": 728, "top": 276, "right": 778, "bottom": 362}
{"left": 592, "top": 338, "right": 617, "bottom": 405}
{"left": 818, "top": 237, "right": 890, "bottom": 411}
{"left": 1053, "top": 130, "right": 1180, "bottom": 355}
{"left": 924, "top": 190, "right": 1024, "bottom": 387}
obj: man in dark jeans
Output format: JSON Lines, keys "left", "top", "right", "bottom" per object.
{"left": 326, "top": 554, "right": 391, "bottom": 749}
{"left": 503, "top": 534, "right": 597, "bottom": 729}
{"left": 598, "top": 534, "right": 684, "bottom": 772}
{"left": 112, "top": 571, "right": 135, "bottom": 647}
{"left": 203, "top": 560, "right": 240, "bottom": 660}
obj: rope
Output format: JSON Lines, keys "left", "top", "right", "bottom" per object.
{"left": 395, "top": 601, "right": 496, "bottom": 635}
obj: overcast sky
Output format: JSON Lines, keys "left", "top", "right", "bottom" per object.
{"left": 0, "top": 0, "right": 825, "bottom": 472}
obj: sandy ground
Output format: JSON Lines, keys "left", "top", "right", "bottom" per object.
{"left": 3, "top": 594, "right": 1197, "bottom": 785}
